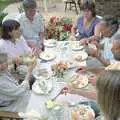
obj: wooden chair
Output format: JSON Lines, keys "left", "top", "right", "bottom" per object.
{"left": 0, "top": 111, "right": 23, "bottom": 120}
{"left": 77, "top": 0, "right": 81, "bottom": 11}
{"left": 64, "top": 0, "right": 78, "bottom": 14}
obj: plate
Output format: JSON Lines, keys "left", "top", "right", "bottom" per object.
{"left": 20, "top": 55, "right": 36, "bottom": 65}
{"left": 66, "top": 61, "right": 77, "bottom": 69}
{"left": 44, "top": 39, "right": 57, "bottom": 47}
{"left": 32, "top": 80, "right": 53, "bottom": 95}
{"left": 73, "top": 51, "right": 88, "bottom": 62}
{"left": 71, "top": 105, "right": 95, "bottom": 119}
{"left": 32, "top": 68, "right": 50, "bottom": 79}
{"left": 40, "top": 52, "right": 56, "bottom": 61}
{"left": 71, "top": 42, "right": 84, "bottom": 51}
{"left": 70, "top": 74, "right": 88, "bottom": 89}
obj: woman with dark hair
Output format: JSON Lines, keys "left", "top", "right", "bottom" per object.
{"left": 96, "top": 70, "right": 120, "bottom": 120}
{"left": 71, "top": 0, "right": 100, "bottom": 43}
{"left": 0, "top": 19, "right": 31, "bottom": 59}
{"left": 0, "top": 20, "right": 36, "bottom": 89}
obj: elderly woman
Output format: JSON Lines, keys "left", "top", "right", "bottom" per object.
{"left": 96, "top": 70, "right": 120, "bottom": 120}
{"left": 0, "top": 52, "right": 36, "bottom": 112}
{"left": 17, "top": 0, "right": 45, "bottom": 53}
{"left": 71, "top": 0, "right": 100, "bottom": 43}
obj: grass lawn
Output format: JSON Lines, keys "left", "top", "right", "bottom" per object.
{"left": 0, "top": 1, "right": 12, "bottom": 12}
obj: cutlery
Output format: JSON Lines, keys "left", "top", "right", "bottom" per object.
{"left": 51, "top": 92, "right": 61, "bottom": 101}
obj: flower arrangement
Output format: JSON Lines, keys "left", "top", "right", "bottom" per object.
{"left": 51, "top": 61, "right": 68, "bottom": 78}
{"left": 45, "top": 16, "right": 73, "bottom": 41}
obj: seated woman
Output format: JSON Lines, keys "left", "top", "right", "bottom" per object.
{"left": 0, "top": 19, "right": 36, "bottom": 88}
{"left": 0, "top": 19, "right": 32, "bottom": 58}
{"left": 0, "top": 52, "right": 36, "bottom": 112}
{"left": 71, "top": 0, "right": 100, "bottom": 43}
{"left": 96, "top": 70, "right": 120, "bottom": 120}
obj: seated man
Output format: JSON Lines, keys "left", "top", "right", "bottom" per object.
{"left": 83, "top": 15, "right": 119, "bottom": 68}
{"left": 0, "top": 52, "right": 36, "bottom": 112}
{"left": 62, "top": 34, "right": 120, "bottom": 101}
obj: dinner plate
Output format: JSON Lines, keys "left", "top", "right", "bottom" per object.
{"left": 32, "top": 80, "right": 53, "bottom": 95}
{"left": 70, "top": 74, "right": 88, "bottom": 89}
{"left": 39, "top": 52, "right": 56, "bottom": 61}
{"left": 66, "top": 61, "right": 77, "bottom": 69}
{"left": 73, "top": 51, "right": 88, "bottom": 62}
{"left": 71, "top": 42, "right": 84, "bottom": 51}
{"left": 44, "top": 39, "right": 57, "bottom": 47}
{"left": 71, "top": 105, "right": 95, "bottom": 119}
{"left": 32, "top": 68, "right": 50, "bottom": 79}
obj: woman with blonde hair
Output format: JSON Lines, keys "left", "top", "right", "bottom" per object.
{"left": 96, "top": 70, "right": 120, "bottom": 120}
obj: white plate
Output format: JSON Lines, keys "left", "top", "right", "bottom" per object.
{"left": 70, "top": 74, "right": 88, "bottom": 89}
{"left": 71, "top": 105, "right": 95, "bottom": 119}
{"left": 73, "top": 51, "right": 88, "bottom": 61}
{"left": 32, "top": 80, "right": 53, "bottom": 95}
{"left": 40, "top": 52, "right": 56, "bottom": 61}
{"left": 32, "top": 68, "right": 50, "bottom": 79}
{"left": 44, "top": 39, "right": 57, "bottom": 47}
{"left": 71, "top": 42, "right": 84, "bottom": 51}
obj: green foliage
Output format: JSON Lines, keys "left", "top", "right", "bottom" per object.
{"left": 0, "top": 12, "right": 8, "bottom": 27}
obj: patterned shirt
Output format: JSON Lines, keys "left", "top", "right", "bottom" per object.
{"left": 17, "top": 12, "right": 44, "bottom": 44}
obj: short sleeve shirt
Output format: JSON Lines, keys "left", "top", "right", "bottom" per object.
{"left": 17, "top": 12, "right": 44, "bottom": 44}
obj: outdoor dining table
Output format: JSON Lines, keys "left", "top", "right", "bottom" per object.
{"left": 26, "top": 40, "right": 98, "bottom": 119}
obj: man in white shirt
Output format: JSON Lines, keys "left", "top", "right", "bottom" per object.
{"left": 17, "top": 0, "right": 45, "bottom": 54}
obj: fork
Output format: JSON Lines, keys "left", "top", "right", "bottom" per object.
{"left": 51, "top": 92, "right": 61, "bottom": 101}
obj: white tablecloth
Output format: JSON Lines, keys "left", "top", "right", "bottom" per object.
{"left": 26, "top": 41, "right": 91, "bottom": 118}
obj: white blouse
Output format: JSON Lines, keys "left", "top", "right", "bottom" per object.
{"left": 0, "top": 36, "right": 31, "bottom": 59}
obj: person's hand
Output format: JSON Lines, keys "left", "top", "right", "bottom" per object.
{"left": 60, "top": 84, "right": 77, "bottom": 95}
{"left": 32, "top": 46, "right": 42, "bottom": 57}
{"left": 79, "top": 38, "right": 89, "bottom": 45}
{"left": 88, "top": 48, "right": 100, "bottom": 58}
{"left": 0, "top": 63, "right": 8, "bottom": 70}
{"left": 86, "top": 110, "right": 95, "bottom": 120}
{"left": 27, "top": 41, "right": 36, "bottom": 48}
{"left": 28, "top": 59, "right": 37, "bottom": 74}
{"left": 60, "top": 85, "right": 71, "bottom": 95}
{"left": 76, "top": 66, "right": 88, "bottom": 73}
{"left": 88, "top": 74, "right": 97, "bottom": 86}
{"left": 40, "top": 43, "right": 45, "bottom": 51}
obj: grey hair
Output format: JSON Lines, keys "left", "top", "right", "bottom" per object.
{"left": 101, "top": 15, "right": 119, "bottom": 35}
{"left": 23, "top": 0, "right": 37, "bottom": 10}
